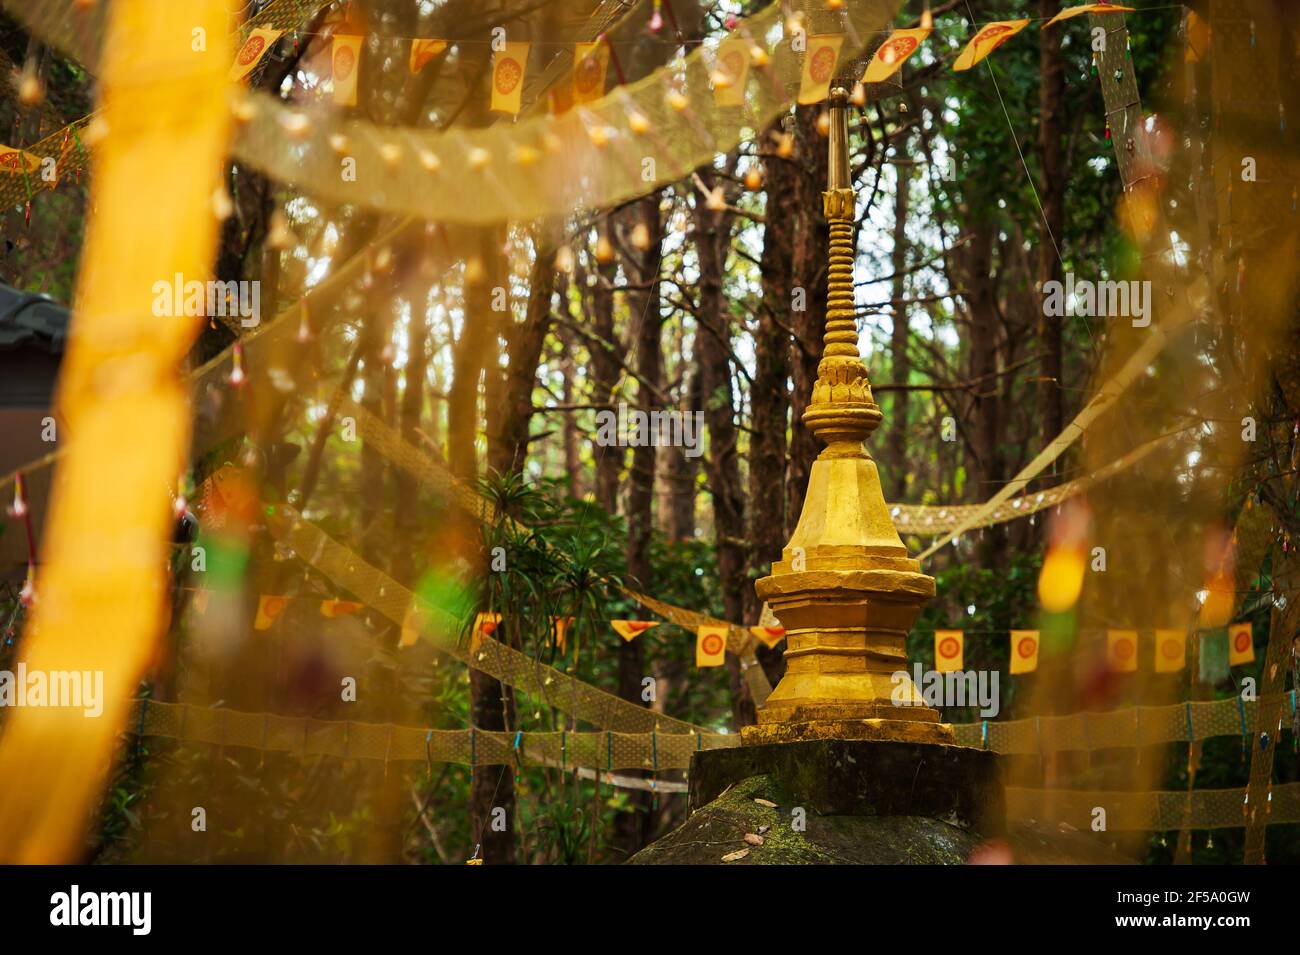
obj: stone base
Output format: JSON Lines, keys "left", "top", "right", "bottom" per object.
{"left": 689, "top": 738, "right": 1004, "bottom": 835}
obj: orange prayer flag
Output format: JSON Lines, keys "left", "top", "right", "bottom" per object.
{"left": 471, "top": 612, "right": 501, "bottom": 656}
{"left": 1106, "top": 629, "right": 1139, "bottom": 672}
{"left": 712, "top": 37, "right": 751, "bottom": 106}
{"left": 491, "top": 42, "right": 530, "bottom": 114}
{"left": 696, "top": 625, "right": 728, "bottom": 667}
{"left": 1228, "top": 622, "right": 1255, "bottom": 665}
{"left": 320, "top": 599, "right": 364, "bottom": 618}
{"left": 409, "top": 38, "right": 447, "bottom": 73}
{"left": 254, "top": 595, "right": 289, "bottom": 631}
{"left": 229, "top": 27, "right": 283, "bottom": 81}
{"left": 1009, "top": 630, "right": 1040, "bottom": 675}
{"left": 798, "top": 34, "right": 843, "bottom": 105}
{"left": 935, "top": 630, "right": 964, "bottom": 672}
{"left": 611, "top": 620, "right": 658, "bottom": 642}
{"left": 332, "top": 35, "right": 363, "bottom": 106}
{"left": 1044, "top": 3, "right": 1135, "bottom": 28}
{"left": 953, "top": 19, "right": 1030, "bottom": 72}
{"left": 551, "top": 616, "right": 574, "bottom": 653}
{"left": 1154, "top": 629, "right": 1186, "bottom": 673}
{"left": 750, "top": 625, "right": 786, "bottom": 649}
{"left": 572, "top": 41, "right": 609, "bottom": 104}
{"left": 863, "top": 28, "right": 930, "bottom": 84}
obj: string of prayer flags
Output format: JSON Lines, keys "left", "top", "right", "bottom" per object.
{"left": 712, "top": 37, "right": 751, "bottom": 106}
{"left": 320, "top": 599, "right": 363, "bottom": 618}
{"left": 696, "top": 625, "right": 728, "bottom": 667}
{"left": 470, "top": 612, "right": 501, "bottom": 656}
{"left": 750, "top": 625, "right": 785, "bottom": 649}
{"left": 611, "top": 620, "right": 658, "bottom": 642}
{"left": 863, "top": 27, "right": 930, "bottom": 84}
{"left": 572, "top": 40, "right": 610, "bottom": 105}
{"left": 1228, "top": 622, "right": 1255, "bottom": 665}
{"left": 1044, "top": 3, "right": 1135, "bottom": 28}
{"left": 935, "top": 630, "right": 964, "bottom": 672}
{"left": 409, "top": 38, "right": 447, "bottom": 73}
{"left": 1009, "top": 630, "right": 1040, "bottom": 675}
{"left": 798, "top": 34, "right": 843, "bottom": 104}
{"left": 953, "top": 19, "right": 1030, "bottom": 72}
{"left": 332, "top": 35, "right": 363, "bottom": 106}
{"left": 229, "top": 27, "right": 283, "bottom": 81}
{"left": 491, "top": 42, "right": 530, "bottom": 114}
{"left": 254, "top": 595, "right": 289, "bottom": 631}
{"left": 1154, "top": 629, "right": 1187, "bottom": 673}
{"left": 1106, "top": 629, "right": 1139, "bottom": 673}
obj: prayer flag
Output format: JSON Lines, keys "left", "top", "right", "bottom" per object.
{"left": 798, "top": 34, "right": 843, "bottom": 104}
{"left": 863, "top": 28, "right": 930, "bottom": 84}
{"left": 935, "top": 630, "right": 964, "bottom": 672}
{"left": 1009, "top": 629, "right": 1040, "bottom": 674}
{"left": 696, "top": 625, "right": 728, "bottom": 667}
{"left": 491, "top": 42, "right": 530, "bottom": 114}
{"left": 332, "top": 35, "right": 363, "bottom": 106}
{"left": 953, "top": 19, "right": 1030, "bottom": 72}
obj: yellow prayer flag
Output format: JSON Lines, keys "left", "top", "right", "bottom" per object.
{"left": 863, "top": 28, "right": 930, "bottom": 84}
{"left": 471, "top": 612, "right": 501, "bottom": 656}
{"left": 1009, "top": 630, "right": 1040, "bottom": 675}
{"left": 491, "top": 42, "right": 530, "bottom": 114}
{"left": 572, "top": 41, "right": 609, "bottom": 105}
{"left": 696, "top": 625, "right": 728, "bottom": 667}
{"left": 1228, "top": 622, "right": 1255, "bottom": 665}
{"left": 750, "top": 625, "right": 786, "bottom": 649}
{"left": 320, "top": 599, "right": 364, "bottom": 618}
{"left": 611, "top": 620, "right": 658, "bottom": 642}
{"left": 953, "top": 19, "right": 1030, "bottom": 72}
{"left": 712, "top": 37, "right": 752, "bottom": 106}
{"left": 1106, "top": 629, "right": 1139, "bottom": 672}
{"left": 229, "top": 27, "right": 283, "bottom": 82}
{"left": 1044, "top": 3, "right": 1135, "bottom": 28}
{"left": 410, "top": 38, "right": 447, "bottom": 73}
{"left": 254, "top": 595, "right": 289, "bottom": 631}
{"left": 798, "top": 34, "right": 843, "bottom": 105}
{"left": 1185, "top": 10, "right": 1211, "bottom": 63}
{"left": 332, "top": 35, "right": 363, "bottom": 107}
{"left": 935, "top": 630, "right": 964, "bottom": 672}
{"left": 0, "top": 146, "right": 40, "bottom": 174}
{"left": 1154, "top": 629, "right": 1186, "bottom": 673}
{"left": 399, "top": 600, "right": 426, "bottom": 648}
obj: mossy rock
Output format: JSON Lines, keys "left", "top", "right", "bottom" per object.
{"left": 629, "top": 775, "right": 1135, "bottom": 865}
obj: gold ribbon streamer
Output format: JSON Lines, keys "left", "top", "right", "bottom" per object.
{"left": 268, "top": 503, "right": 707, "bottom": 735}
{"left": 224, "top": 0, "right": 900, "bottom": 223}
{"left": 336, "top": 396, "right": 774, "bottom": 704}
{"left": 0, "top": 0, "right": 234, "bottom": 864}
{"left": 118, "top": 698, "right": 1300, "bottom": 827}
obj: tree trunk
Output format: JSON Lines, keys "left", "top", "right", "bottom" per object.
{"left": 613, "top": 195, "right": 663, "bottom": 856}
{"left": 587, "top": 220, "right": 624, "bottom": 514}
{"left": 787, "top": 107, "right": 831, "bottom": 536}
{"left": 1036, "top": 0, "right": 1066, "bottom": 458}
{"left": 693, "top": 171, "right": 752, "bottom": 728}
{"left": 488, "top": 225, "right": 559, "bottom": 476}
{"left": 887, "top": 161, "right": 911, "bottom": 500}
